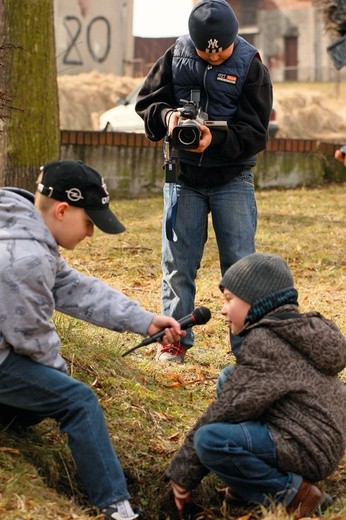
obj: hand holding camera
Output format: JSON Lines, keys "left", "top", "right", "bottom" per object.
{"left": 170, "top": 88, "right": 227, "bottom": 150}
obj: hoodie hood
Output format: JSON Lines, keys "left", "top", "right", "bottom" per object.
{"left": 251, "top": 305, "right": 346, "bottom": 376}
{"left": 0, "top": 188, "right": 58, "bottom": 252}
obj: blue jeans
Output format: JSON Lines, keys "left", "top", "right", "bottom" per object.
{"left": 0, "top": 350, "right": 130, "bottom": 510}
{"left": 198, "top": 365, "right": 302, "bottom": 507}
{"left": 162, "top": 171, "right": 257, "bottom": 350}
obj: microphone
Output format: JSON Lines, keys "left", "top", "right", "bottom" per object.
{"left": 121, "top": 306, "right": 211, "bottom": 357}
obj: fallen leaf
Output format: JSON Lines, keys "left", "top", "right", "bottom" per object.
{"left": 0, "top": 447, "right": 20, "bottom": 455}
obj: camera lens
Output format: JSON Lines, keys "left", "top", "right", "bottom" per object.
{"left": 177, "top": 127, "right": 198, "bottom": 146}
{"left": 172, "top": 120, "right": 201, "bottom": 149}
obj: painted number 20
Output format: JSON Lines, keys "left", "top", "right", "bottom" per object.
{"left": 63, "top": 16, "right": 111, "bottom": 65}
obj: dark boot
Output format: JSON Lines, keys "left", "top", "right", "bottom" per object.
{"left": 286, "top": 479, "right": 323, "bottom": 519}
{"left": 224, "top": 486, "right": 248, "bottom": 506}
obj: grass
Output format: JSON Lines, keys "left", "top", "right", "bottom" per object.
{"left": 273, "top": 80, "right": 346, "bottom": 98}
{"left": 0, "top": 184, "right": 345, "bottom": 519}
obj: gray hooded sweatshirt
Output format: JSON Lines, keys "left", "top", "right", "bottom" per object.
{"left": 0, "top": 189, "right": 154, "bottom": 372}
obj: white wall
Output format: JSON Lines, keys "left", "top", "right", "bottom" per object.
{"left": 54, "top": 0, "right": 134, "bottom": 75}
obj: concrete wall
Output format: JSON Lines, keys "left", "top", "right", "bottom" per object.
{"left": 60, "top": 131, "right": 346, "bottom": 197}
{"left": 54, "top": 0, "right": 134, "bottom": 76}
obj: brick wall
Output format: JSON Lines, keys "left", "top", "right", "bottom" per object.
{"left": 60, "top": 130, "right": 346, "bottom": 197}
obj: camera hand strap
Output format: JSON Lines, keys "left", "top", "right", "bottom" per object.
{"left": 163, "top": 136, "right": 179, "bottom": 242}
{"left": 166, "top": 184, "right": 178, "bottom": 242}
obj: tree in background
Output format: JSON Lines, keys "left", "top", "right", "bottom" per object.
{"left": 314, "top": 0, "right": 346, "bottom": 37}
{"left": 0, "top": 0, "right": 59, "bottom": 191}
{"left": 313, "top": 0, "right": 346, "bottom": 70}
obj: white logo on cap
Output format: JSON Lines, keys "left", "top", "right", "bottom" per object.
{"left": 102, "top": 178, "right": 109, "bottom": 195}
{"left": 66, "top": 188, "right": 84, "bottom": 202}
{"left": 206, "top": 38, "right": 222, "bottom": 53}
{"left": 101, "top": 178, "right": 110, "bottom": 205}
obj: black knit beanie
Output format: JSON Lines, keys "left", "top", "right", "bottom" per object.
{"left": 188, "top": 0, "right": 239, "bottom": 53}
{"left": 219, "top": 253, "right": 295, "bottom": 304}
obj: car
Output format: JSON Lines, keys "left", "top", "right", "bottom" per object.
{"left": 99, "top": 84, "right": 144, "bottom": 133}
{"left": 99, "top": 84, "right": 279, "bottom": 138}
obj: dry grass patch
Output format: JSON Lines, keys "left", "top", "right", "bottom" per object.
{"left": 0, "top": 184, "right": 345, "bottom": 519}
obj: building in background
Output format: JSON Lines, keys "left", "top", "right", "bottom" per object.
{"left": 231, "top": 0, "right": 341, "bottom": 81}
{"left": 54, "top": 0, "right": 344, "bottom": 81}
{"left": 54, "top": 0, "right": 134, "bottom": 76}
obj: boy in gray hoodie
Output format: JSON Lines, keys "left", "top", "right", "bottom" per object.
{"left": 0, "top": 160, "right": 184, "bottom": 520}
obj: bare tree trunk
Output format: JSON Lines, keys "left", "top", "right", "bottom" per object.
{"left": 0, "top": 0, "right": 59, "bottom": 191}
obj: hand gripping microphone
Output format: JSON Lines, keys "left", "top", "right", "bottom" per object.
{"left": 121, "top": 306, "right": 211, "bottom": 357}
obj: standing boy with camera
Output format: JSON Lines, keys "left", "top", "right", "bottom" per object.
{"left": 136, "top": 0, "right": 273, "bottom": 363}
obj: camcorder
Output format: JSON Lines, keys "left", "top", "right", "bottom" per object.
{"left": 171, "top": 88, "right": 227, "bottom": 150}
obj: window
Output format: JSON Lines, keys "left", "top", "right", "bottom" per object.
{"left": 239, "top": 0, "right": 259, "bottom": 25}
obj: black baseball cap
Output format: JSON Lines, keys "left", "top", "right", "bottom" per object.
{"left": 37, "top": 160, "right": 125, "bottom": 234}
